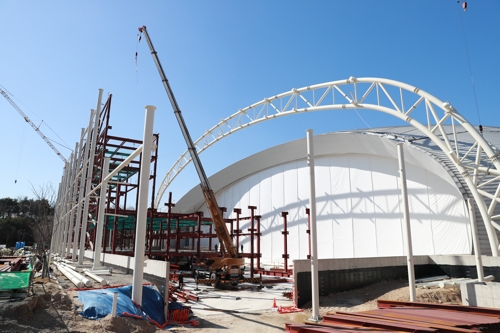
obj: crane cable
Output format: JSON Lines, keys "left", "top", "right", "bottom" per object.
{"left": 456, "top": 1, "right": 482, "bottom": 133}
{"left": 135, "top": 33, "right": 142, "bottom": 83}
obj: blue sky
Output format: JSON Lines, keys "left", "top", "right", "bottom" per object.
{"left": 1, "top": 1, "right": 499, "bottom": 204}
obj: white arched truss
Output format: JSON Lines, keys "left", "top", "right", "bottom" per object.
{"left": 156, "top": 77, "right": 500, "bottom": 256}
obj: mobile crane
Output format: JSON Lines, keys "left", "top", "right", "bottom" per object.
{"left": 0, "top": 86, "right": 67, "bottom": 163}
{"left": 139, "top": 26, "right": 256, "bottom": 287}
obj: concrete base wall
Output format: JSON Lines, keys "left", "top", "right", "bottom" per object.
{"left": 83, "top": 250, "right": 168, "bottom": 278}
{"left": 461, "top": 282, "right": 500, "bottom": 308}
{"left": 293, "top": 255, "right": 500, "bottom": 308}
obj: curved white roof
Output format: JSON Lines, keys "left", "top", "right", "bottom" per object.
{"left": 175, "top": 125, "right": 500, "bottom": 212}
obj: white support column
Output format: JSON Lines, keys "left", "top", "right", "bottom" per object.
{"left": 79, "top": 88, "right": 104, "bottom": 264}
{"left": 62, "top": 151, "right": 76, "bottom": 257}
{"left": 467, "top": 198, "right": 484, "bottom": 282}
{"left": 306, "top": 129, "right": 321, "bottom": 322}
{"left": 397, "top": 143, "right": 416, "bottom": 302}
{"left": 132, "top": 105, "right": 156, "bottom": 306}
{"left": 92, "top": 157, "right": 110, "bottom": 270}
{"left": 72, "top": 127, "right": 88, "bottom": 261}
{"left": 50, "top": 181, "right": 63, "bottom": 251}
{"left": 66, "top": 142, "right": 80, "bottom": 258}
{"left": 57, "top": 163, "right": 70, "bottom": 255}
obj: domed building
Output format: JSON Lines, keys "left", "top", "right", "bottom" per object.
{"left": 173, "top": 125, "right": 500, "bottom": 265}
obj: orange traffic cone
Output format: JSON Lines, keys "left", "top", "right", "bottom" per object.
{"left": 272, "top": 298, "right": 277, "bottom": 308}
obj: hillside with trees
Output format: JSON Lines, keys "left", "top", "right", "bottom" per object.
{"left": 0, "top": 186, "right": 56, "bottom": 250}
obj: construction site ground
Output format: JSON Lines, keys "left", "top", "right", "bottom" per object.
{"left": 0, "top": 261, "right": 462, "bottom": 333}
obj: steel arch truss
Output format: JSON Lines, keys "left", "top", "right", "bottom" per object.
{"left": 156, "top": 76, "right": 500, "bottom": 256}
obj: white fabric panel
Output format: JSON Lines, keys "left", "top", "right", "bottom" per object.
{"left": 371, "top": 155, "right": 404, "bottom": 256}
{"left": 211, "top": 151, "right": 471, "bottom": 265}
{"left": 270, "top": 165, "right": 284, "bottom": 265}
{"left": 427, "top": 171, "right": 471, "bottom": 254}
{"left": 349, "top": 155, "right": 377, "bottom": 258}
{"left": 314, "top": 156, "right": 334, "bottom": 259}
{"left": 258, "top": 168, "right": 274, "bottom": 263}
{"left": 248, "top": 173, "right": 261, "bottom": 212}
{"left": 330, "top": 155, "right": 354, "bottom": 258}
{"left": 283, "top": 162, "right": 300, "bottom": 262}
{"left": 405, "top": 165, "right": 434, "bottom": 255}
{"left": 296, "top": 160, "right": 310, "bottom": 260}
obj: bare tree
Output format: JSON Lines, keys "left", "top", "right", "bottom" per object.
{"left": 28, "top": 182, "right": 57, "bottom": 251}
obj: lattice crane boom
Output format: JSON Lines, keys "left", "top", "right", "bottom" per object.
{"left": 1, "top": 87, "right": 67, "bottom": 163}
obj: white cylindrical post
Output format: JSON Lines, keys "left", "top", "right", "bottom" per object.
{"left": 132, "top": 105, "right": 156, "bottom": 306}
{"left": 58, "top": 163, "right": 71, "bottom": 255}
{"left": 397, "top": 143, "right": 416, "bottom": 302}
{"left": 72, "top": 127, "right": 89, "bottom": 261}
{"left": 66, "top": 141, "right": 80, "bottom": 259}
{"left": 92, "top": 157, "right": 110, "bottom": 270}
{"left": 111, "top": 292, "right": 118, "bottom": 318}
{"left": 306, "top": 129, "right": 321, "bottom": 322}
{"left": 467, "top": 198, "right": 484, "bottom": 282}
{"left": 79, "top": 89, "right": 104, "bottom": 264}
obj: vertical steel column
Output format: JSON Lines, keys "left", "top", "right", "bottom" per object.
{"left": 111, "top": 184, "right": 120, "bottom": 254}
{"left": 61, "top": 152, "right": 75, "bottom": 257}
{"left": 281, "top": 212, "right": 289, "bottom": 272}
{"left": 306, "top": 129, "right": 321, "bottom": 322}
{"left": 132, "top": 105, "right": 156, "bottom": 306}
{"left": 92, "top": 157, "right": 110, "bottom": 270}
{"left": 248, "top": 206, "right": 257, "bottom": 278}
{"left": 208, "top": 224, "right": 213, "bottom": 251}
{"left": 256, "top": 215, "right": 261, "bottom": 270}
{"left": 196, "top": 212, "right": 202, "bottom": 258}
{"left": 57, "top": 161, "right": 71, "bottom": 255}
{"left": 397, "top": 143, "right": 416, "bottom": 302}
{"left": 234, "top": 208, "right": 241, "bottom": 254}
{"left": 175, "top": 218, "right": 180, "bottom": 265}
{"left": 103, "top": 181, "right": 112, "bottom": 253}
{"left": 79, "top": 89, "right": 104, "bottom": 264}
{"left": 305, "top": 208, "right": 311, "bottom": 259}
{"left": 65, "top": 142, "right": 81, "bottom": 258}
{"left": 51, "top": 181, "right": 63, "bottom": 251}
{"left": 165, "top": 192, "right": 174, "bottom": 259}
{"left": 72, "top": 127, "right": 88, "bottom": 261}
{"left": 468, "top": 198, "right": 484, "bottom": 282}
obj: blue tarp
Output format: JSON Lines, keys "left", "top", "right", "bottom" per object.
{"left": 78, "top": 285, "right": 166, "bottom": 325}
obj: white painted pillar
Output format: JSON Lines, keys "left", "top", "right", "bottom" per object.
{"left": 72, "top": 127, "right": 89, "bottom": 261}
{"left": 66, "top": 142, "right": 80, "bottom": 258}
{"left": 58, "top": 163, "right": 71, "bottom": 255}
{"left": 79, "top": 88, "right": 104, "bottom": 264}
{"left": 306, "top": 129, "right": 321, "bottom": 322}
{"left": 93, "top": 157, "right": 110, "bottom": 270}
{"left": 132, "top": 105, "right": 156, "bottom": 306}
{"left": 467, "top": 198, "right": 484, "bottom": 282}
{"left": 397, "top": 143, "right": 416, "bottom": 302}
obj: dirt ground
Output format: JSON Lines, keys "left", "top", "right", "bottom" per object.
{"left": 0, "top": 275, "right": 462, "bottom": 333}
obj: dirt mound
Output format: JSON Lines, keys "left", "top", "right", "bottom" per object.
{"left": 100, "top": 315, "right": 157, "bottom": 333}
{"left": 0, "top": 280, "right": 158, "bottom": 333}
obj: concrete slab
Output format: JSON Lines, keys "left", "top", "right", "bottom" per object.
{"left": 179, "top": 278, "right": 295, "bottom": 318}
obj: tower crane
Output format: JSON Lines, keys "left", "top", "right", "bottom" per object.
{"left": 0, "top": 87, "right": 67, "bottom": 163}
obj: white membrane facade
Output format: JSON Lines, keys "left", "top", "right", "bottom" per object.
{"left": 172, "top": 127, "right": 500, "bottom": 266}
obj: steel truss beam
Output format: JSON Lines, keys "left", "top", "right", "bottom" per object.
{"left": 156, "top": 76, "right": 500, "bottom": 256}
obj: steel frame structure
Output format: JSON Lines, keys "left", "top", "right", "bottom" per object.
{"left": 51, "top": 90, "right": 263, "bottom": 274}
{"left": 156, "top": 77, "right": 500, "bottom": 256}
